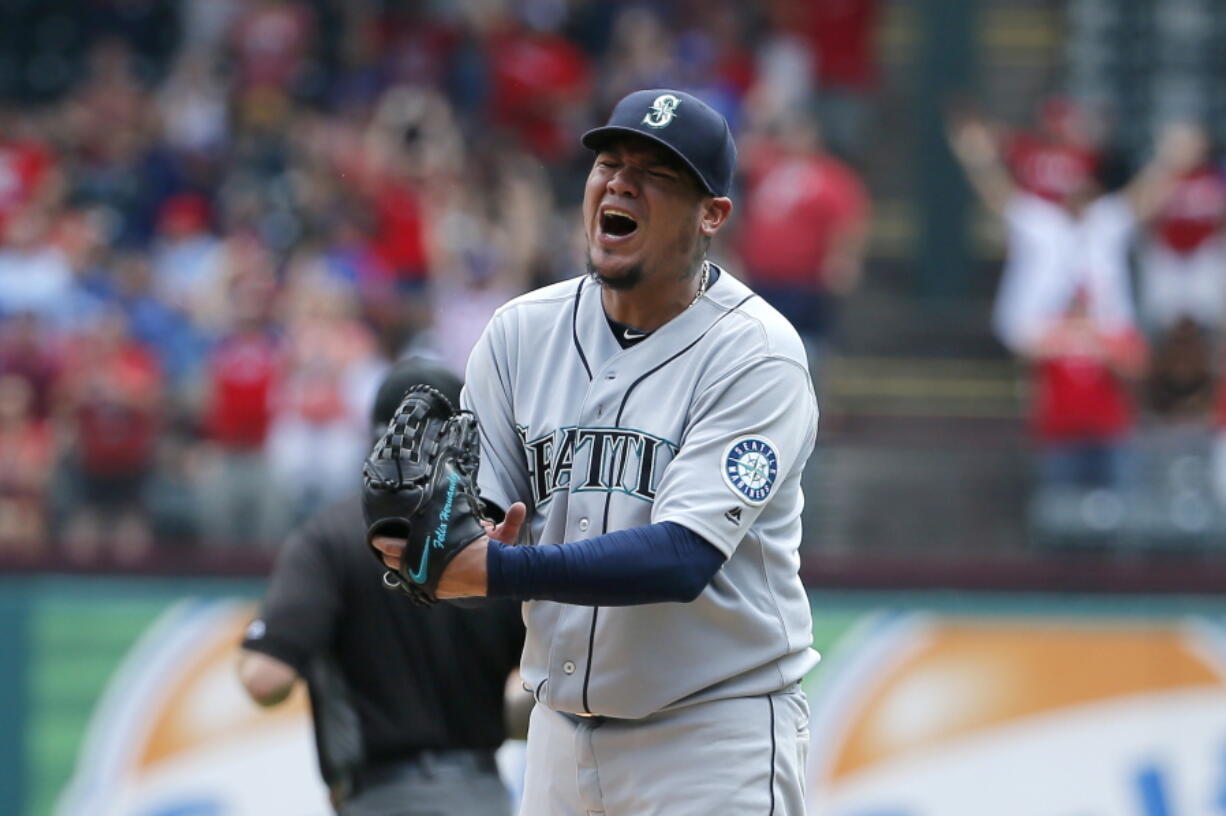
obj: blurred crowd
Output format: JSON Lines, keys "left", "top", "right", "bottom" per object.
{"left": 0, "top": 0, "right": 876, "bottom": 562}
{"left": 950, "top": 100, "right": 1226, "bottom": 546}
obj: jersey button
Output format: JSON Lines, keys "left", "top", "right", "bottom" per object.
{"left": 562, "top": 660, "right": 576, "bottom": 675}
{"left": 578, "top": 518, "right": 589, "bottom": 532}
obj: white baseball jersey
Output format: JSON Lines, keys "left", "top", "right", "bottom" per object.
{"left": 462, "top": 266, "right": 819, "bottom": 720}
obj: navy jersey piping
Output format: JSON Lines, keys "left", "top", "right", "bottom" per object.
{"left": 580, "top": 290, "right": 757, "bottom": 714}
{"left": 571, "top": 277, "right": 593, "bottom": 381}
{"left": 767, "top": 694, "right": 777, "bottom": 815}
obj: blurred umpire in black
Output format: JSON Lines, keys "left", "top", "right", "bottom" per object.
{"left": 239, "top": 358, "right": 527, "bottom": 816}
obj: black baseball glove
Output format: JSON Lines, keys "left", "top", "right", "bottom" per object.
{"left": 362, "top": 384, "right": 488, "bottom": 605}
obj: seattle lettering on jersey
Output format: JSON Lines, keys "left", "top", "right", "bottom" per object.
{"left": 517, "top": 425, "right": 678, "bottom": 506}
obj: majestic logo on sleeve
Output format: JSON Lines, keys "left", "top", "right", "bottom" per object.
{"left": 642, "top": 94, "right": 681, "bottom": 128}
{"left": 519, "top": 426, "right": 678, "bottom": 506}
{"left": 722, "top": 436, "right": 779, "bottom": 505}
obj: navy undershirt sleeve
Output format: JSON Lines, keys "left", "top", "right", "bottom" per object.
{"left": 485, "top": 521, "right": 725, "bottom": 606}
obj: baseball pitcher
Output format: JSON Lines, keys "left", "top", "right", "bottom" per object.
{"left": 367, "top": 89, "right": 819, "bottom": 815}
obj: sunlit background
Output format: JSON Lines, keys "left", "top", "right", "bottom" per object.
{"left": 2, "top": 1, "right": 1225, "bottom": 814}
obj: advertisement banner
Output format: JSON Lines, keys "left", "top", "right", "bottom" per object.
{"left": 804, "top": 607, "right": 1226, "bottom": 816}
{"left": 22, "top": 585, "right": 1226, "bottom": 816}
{"left": 55, "top": 599, "right": 327, "bottom": 816}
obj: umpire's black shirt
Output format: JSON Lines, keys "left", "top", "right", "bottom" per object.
{"left": 242, "top": 496, "right": 525, "bottom": 786}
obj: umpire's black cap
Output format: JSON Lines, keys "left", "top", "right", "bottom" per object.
{"left": 371, "top": 357, "right": 463, "bottom": 431}
{"left": 581, "top": 89, "right": 737, "bottom": 197}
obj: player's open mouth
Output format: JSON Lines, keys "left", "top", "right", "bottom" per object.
{"left": 599, "top": 208, "right": 638, "bottom": 239}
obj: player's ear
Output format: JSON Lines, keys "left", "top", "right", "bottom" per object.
{"left": 699, "top": 197, "right": 733, "bottom": 237}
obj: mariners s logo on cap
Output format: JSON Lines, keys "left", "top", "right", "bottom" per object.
{"left": 722, "top": 435, "right": 779, "bottom": 505}
{"left": 642, "top": 93, "right": 681, "bottom": 128}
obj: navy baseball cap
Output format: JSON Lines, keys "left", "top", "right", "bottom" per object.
{"left": 582, "top": 89, "right": 737, "bottom": 197}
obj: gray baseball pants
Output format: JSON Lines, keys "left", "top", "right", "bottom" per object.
{"left": 519, "top": 684, "right": 810, "bottom": 815}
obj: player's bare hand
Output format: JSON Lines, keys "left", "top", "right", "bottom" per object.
{"left": 371, "top": 536, "right": 405, "bottom": 572}
{"left": 481, "top": 501, "right": 528, "bottom": 545}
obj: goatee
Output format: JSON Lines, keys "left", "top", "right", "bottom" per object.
{"left": 587, "top": 258, "right": 643, "bottom": 291}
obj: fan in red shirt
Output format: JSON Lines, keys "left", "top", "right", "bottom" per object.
{"left": 55, "top": 311, "right": 164, "bottom": 565}
{"left": 1153, "top": 166, "right": 1226, "bottom": 254}
{"left": 0, "top": 313, "right": 61, "bottom": 420}
{"left": 370, "top": 179, "right": 428, "bottom": 288}
{"left": 1005, "top": 98, "right": 1102, "bottom": 205}
{"left": 202, "top": 271, "right": 282, "bottom": 451}
{"left": 0, "top": 374, "right": 54, "bottom": 558}
{"left": 486, "top": 19, "right": 593, "bottom": 161}
{"left": 356, "top": 87, "right": 466, "bottom": 343}
{"left": 205, "top": 331, "right": 280, "bottom": 447}
{"left": 791, "top": 0, "right": 881, "bottom": 158}
{"left": 805, "top": 0, "right": 879, "bottom": 92}
{"left": 265, "top": 273, "right": 385, "bottom": 528}
{"left": 196, "top": 268, "right": 286, "bottom": 548}
{"left": 0, "top": 110, "right": 59, "bottom": 240}
{"left": 1029, "top": 291, "right": 1147, "bottom": 491}
{"left": 1137, "top": 126, "right": 1226, "bottom": 333}
{"left": 738, "top": 108, "right": 870, "bottom": 367}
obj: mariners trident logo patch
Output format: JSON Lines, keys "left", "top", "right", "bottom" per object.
{"left": 642, "top": 93, "right": 681, "bottom": 128}
{"left": 722, "top": 435, "right": 779, "bottom": 505}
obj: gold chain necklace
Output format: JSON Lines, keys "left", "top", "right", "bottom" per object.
{"left": 688, "top": 260, "right": 710, "bottom": 309}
